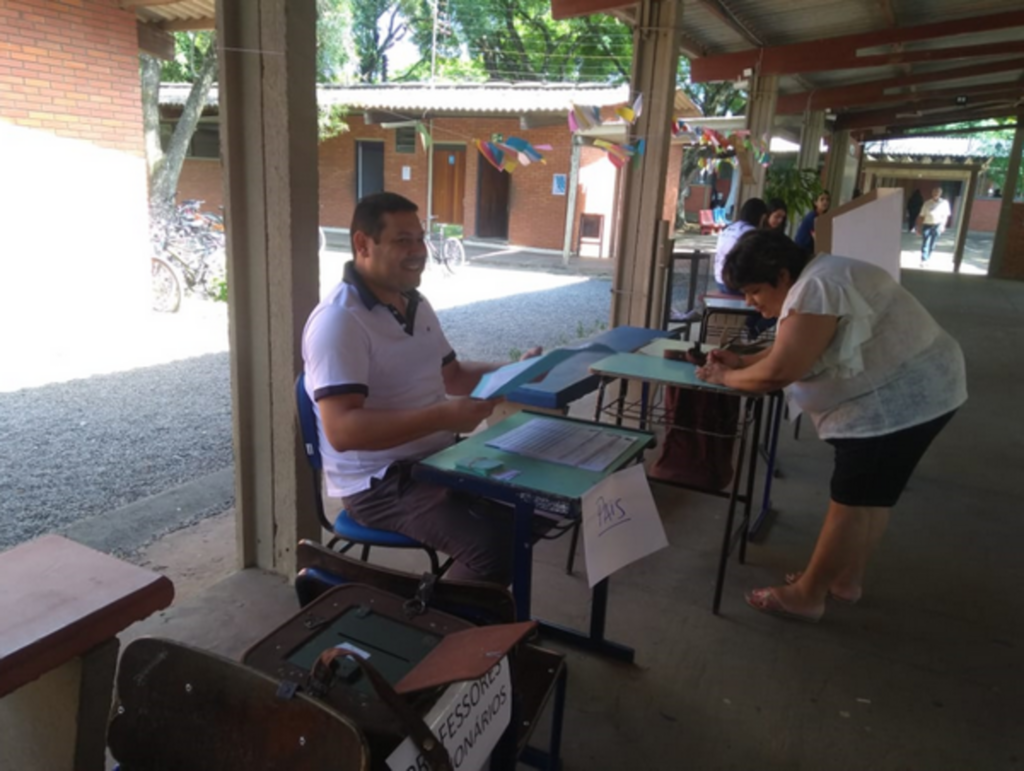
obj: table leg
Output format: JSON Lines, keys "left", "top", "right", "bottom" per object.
{"left": 639, "top": 382, "right": 650, "bottom": 431}
{"left": 739, "top": 398, "right": 764, "bottom": 564}
{"left": 712, "top": 398, "right": 754, "bottom": 615}
{"left": 512, "top": 501, "right": 534, "bottom": 621}
{"left": 593, "top": 377, "right": 608, "bottom": 423}
{"left": 615, "top": 377, "right": 627, "bottom": 427}
{"left": 750, "top": 393, "right": 783, "bottom": 540}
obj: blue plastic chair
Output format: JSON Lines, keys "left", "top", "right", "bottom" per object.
{"left": 295, "top": 373, "right": 449, "bottom": 575}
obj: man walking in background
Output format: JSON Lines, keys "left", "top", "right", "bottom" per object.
{"left": 916, "top": 187, "right": 951, "bottom": 264}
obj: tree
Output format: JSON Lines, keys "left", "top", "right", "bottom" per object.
{"left": 921, "top": 118, "right": 1023, "bottom": 199}
{"left": 351, "top": 0, "right": 411, "bottom": 82}
{"left": 140, "top": 32, "right": 218, "bottom": 219}
{"left": 402, "top": 0, "right": 633, "bottom": 82}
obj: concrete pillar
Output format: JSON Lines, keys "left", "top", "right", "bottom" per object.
{"left": 824, "top": 128, "right": 858, "bottom": 204}
{"left": 990, "top": 117, "right": 1024, "bottom": 278}
{"left": 219, "top": 0, "right": 321, "bottom": 575}
{"left": 562, "top": 134, "right": 583, "bottom": 265}
{"left": 737, "top": 72, "right": 779, "bottom": 205}
{"left": 611, "top": 0, "right": 681, "bottom": 329}
{"left": 953, "top": 168, "right": 978, "bottom": 274}
{"left": 796, "top": 111, "right": 825, "bottom": 174}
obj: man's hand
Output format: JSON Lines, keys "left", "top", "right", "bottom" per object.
{"left": 707, "top": 349, "right": 744, "bottom": 369}
{"left": 696, "top": 361, "right": 730, "bottom": 386}
{"left": 519, "top": 346, "right": 543, "bottom": 361}
{"left": 444, "top": 397, "right": 503, "bottom": 433}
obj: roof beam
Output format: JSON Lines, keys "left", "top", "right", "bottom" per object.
{"left": 777, "top": 58, "right": 1024, "bottom": 114}
{"left": 694, "top": 0, "right": 764, "bottom": 47}
{"left": 162, "top": 17, "right": 216, "bottom": 31}
{"left": 837, "top": 99, "right": 1022, "bottom": 131}
{"left": 551, "top": 0, "right": 636, "bottom": 20}
{"left": 861, "top": 123, "right": 1017, "bottom": 142}
{"left": 690, "top": 9, "right": 1024, "bottom": 82}
{"left": 137, "top": 21, "right": 174, "bottom": 60}
{"left": 121, "top": 0, "right": 185, "bottom": 7}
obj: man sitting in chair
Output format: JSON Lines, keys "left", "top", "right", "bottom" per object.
{"left": 302, "top": 192, "right": 539, "bottom": 585}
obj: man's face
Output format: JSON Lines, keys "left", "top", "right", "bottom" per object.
{"left": 354, "top": 210, "right": 427, "bottom": 296}
{"left": 931, "top": 187, "right": 943, "bottom": 200}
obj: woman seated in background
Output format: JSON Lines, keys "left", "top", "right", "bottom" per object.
{"left": 713, "top": 197, "right": 769, "bottom": 294}
{"left": 766, "top": 198, "right": 788, "bottom": 233}
{"left": 696, "top": 230, "right": 967, "bottom": 623}
{"left": 794, "top": 190, "right": 831, "bottom": 254}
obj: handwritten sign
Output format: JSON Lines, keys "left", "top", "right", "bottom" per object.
{"left": 386, "top": 657, "right": 512, "bottom": 771}
{"left": 581, "top": 463, "right": 668, "bottom": 587}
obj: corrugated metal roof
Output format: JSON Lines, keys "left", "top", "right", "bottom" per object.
{"left": 863, "top": 137, "right": 993, "bottom": 158}
{"left": 160, "top": 82, "right": 638, "bottom": 115}
{"left": 135, "top": 0, "right": 214, "bottom": 28}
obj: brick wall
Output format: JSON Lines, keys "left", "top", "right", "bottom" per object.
{"left": 968, "top": 198, "right": 1002, "bottom": 233}
{"left": 0, "top": 0, "right": 143, "bottom": 155}
{"left": 183, "top": 113, "right": 688, "bottom": 256}
{"left": 0, "top": 0, "right": 150, "bottom": 324}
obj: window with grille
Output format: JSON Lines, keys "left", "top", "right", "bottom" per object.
{"left": 395, "top": 126, "right": 416, "bottom": 154}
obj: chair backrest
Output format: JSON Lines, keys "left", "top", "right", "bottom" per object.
{"left": 295, "top": 373, "right": 334, "bottom": 533}
{"left": 699, "top": 209, "right": 715, "bottom": 226}
{"left": 295, "top": 373, "right": 323, "bottom": 472}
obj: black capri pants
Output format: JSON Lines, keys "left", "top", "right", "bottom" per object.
{"left": 826, "top": 410, "right": 957, "bottom": 508}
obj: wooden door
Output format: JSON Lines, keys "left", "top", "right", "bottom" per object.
{"left": 431, "top": 145, "right": 465, "bottom": 225}
{"left": 476, "top": 158, "right": 510, "bottom": 239}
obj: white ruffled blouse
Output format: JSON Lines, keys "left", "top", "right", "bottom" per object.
{"left": 780, "top": 254, "right": 967, "bottom": 439}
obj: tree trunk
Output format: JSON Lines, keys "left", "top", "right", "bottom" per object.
{"left": 140, "top": 54, "right": 164, "bottom": 181}
{"left": 144, "top": 45, "right": 219, "bottom": 219}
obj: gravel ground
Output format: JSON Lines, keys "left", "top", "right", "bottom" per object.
{"left": 0, "top": 272, "right": 612, "bottom": 551}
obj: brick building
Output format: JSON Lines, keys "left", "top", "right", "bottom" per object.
{"left": 0, "top": 0, "right": 155, "bottom": 323}
{"left": 165, "top": 82, "right": 699, "bottom": 258}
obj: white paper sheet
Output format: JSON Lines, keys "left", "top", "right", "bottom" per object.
{"left": 581, "top": 463, "right": 669, "bottom": 588}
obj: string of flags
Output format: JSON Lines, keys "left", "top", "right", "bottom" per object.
{"left": 473, "top": 137, "right": 553, "bottom": 173}
{"left": 568, "top": 93, "right": 646, "bottom": 167}
{"left": 674, "top": 121, "right": 772, "bottom": 170}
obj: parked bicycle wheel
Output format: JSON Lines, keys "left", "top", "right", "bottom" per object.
{"left": 442, "top": 237, "right": 466, "bottom": 270}
{"left": 151, "top": 256, "right": 182, "bottom": 313}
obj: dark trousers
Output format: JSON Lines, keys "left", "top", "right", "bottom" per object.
{"left": 921, "top": 224, "right": 940, "bottom": 262}
{"left": 343, "top": 463, "right": 514, "bottom": 585}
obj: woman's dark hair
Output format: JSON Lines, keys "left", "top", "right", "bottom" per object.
{"left": 768, "top": 198, "right": 787, "bottom": 215}
{"left": 351, "top": 192, "right": 419, "bottom": 242}
{"left": 735, "top": 197, "right": 770, "bottom": 227}
{"left": 722, "top": 229, "right": 810, "bottom": 290}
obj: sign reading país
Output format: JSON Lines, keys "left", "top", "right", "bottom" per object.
{"left": 386, "top": 657, "right": 512, "bottom": 771}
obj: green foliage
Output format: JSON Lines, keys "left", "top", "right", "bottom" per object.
{"left": 676, "top": 58, "right": 746, "bottom": 117}
{"left": 351, "top": 0, "right": 412, "bottom": 82}
{"left": 508, "top": 347, "right": 523, "bottom": 361}
{"left": 909, "top": 119, "right": 1022, "bottom": 198}
{"left": 402, "top": 0, "right": 633, "bottom": 82}
{"left": 765, "top": 165, "right": 823, "bottom": 222}
{"left": 316, "top": 0, "right": 351, "bottom": 82}
{"left": 318, "top": 104, "right": 350, "bottom": 141}
{"left": 160, "top": 32, "right": 214, "bottom": 82}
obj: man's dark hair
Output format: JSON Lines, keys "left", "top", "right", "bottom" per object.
{"left": 736, "top": 197, "right": 769, "bottom": 227}
{"left": 350, "top": 192, "right": 419, "bottom": 243}
{"left": 722, "top": 229, "right": 810, "bottom": 290}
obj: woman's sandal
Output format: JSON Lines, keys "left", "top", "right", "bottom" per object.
{"left": 784, "top": 571, "right": 861, "bottom": 605}
{"left": 745, "top": 587, "right": 823, "bottom": 624}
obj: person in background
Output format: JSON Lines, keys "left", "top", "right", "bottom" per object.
{"left": 713, "top": 197, "right": 770, "bottom": 294}
{"left": 794, "top": 190, "right": 831, "bottom": 254}
{"left": 696, "top": 230, "right": 966, "bottom": 623}
{"left": 906, "top": 189, "right": 924, "bottom": 232}
{"left": 915, "top": 187, "right": 951, "bottom": 264}
{"left": 766, "top": 199, "right": 788, "bottom": 233}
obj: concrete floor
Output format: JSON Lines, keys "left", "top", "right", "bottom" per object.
{"left": 121, "top": 268, "right": 1023, "bottom": 771}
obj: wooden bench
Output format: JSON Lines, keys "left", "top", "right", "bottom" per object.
{"left": 0, "top": 534, "right": 174, "bottom": 771}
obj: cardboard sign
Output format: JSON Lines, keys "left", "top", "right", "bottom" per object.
{"left": 386, "top": 657, "right": 512, "bottom": 771}
{"left": 581, "top": 463, "right": 669, "bottom": 587}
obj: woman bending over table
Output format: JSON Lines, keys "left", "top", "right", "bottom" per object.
{"left": 696, "top": 230, "right": 967, "bottom": 623}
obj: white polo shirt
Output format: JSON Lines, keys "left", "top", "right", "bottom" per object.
{"left": 920, "top": 197, "right": 951, "bottom": 227}
{"left": 302, "top": 262, "right": 456, "bottom": 497}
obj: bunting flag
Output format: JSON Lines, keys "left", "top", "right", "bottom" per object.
{"left": 474, "top": 139, "right": 519, "bottom": 173}
{"left": 568, "top": 103, "right": 602, "bottom": 133}
{"left": 497, "top": 136, "right": 548, "bottom": 166}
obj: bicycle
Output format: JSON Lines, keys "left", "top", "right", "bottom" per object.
{"left": 423, "top": 218, "right": 466, "bottom": 274}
